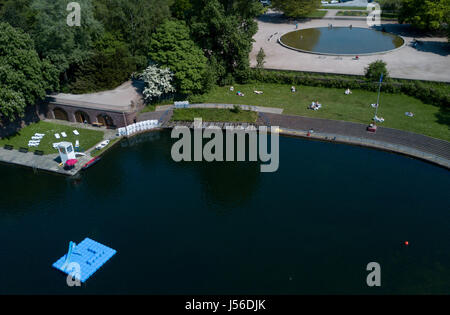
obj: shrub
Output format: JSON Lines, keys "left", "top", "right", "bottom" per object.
{"left": 230, "top": 104, "right": 242, "bottom": 114}
{"left": 365, "top": 60, "right": 390, "bottom": 82}
{"left": 256, "top": 48, "right": 266, "bottom": 69}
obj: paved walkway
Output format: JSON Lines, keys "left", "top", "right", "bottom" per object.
{"left": 138, "top": 106, "right": 450, "bottom": 168}
{"left": 252, "top": 11, "right": 450, "bottom": 82}
{"left": 262, "top": 112, "right": 450, "bottom": 168}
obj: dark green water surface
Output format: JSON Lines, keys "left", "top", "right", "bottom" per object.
{"left": 280, "top": 27, "right": 404, "bottom": 55}
{"left": 0, "top": 131, "right": 448, "bottom": 294}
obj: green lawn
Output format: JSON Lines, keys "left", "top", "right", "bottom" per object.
{"left": 336, "top": 10, "right": 398, "bottom": 19}
{"left": 322, "top": 6, "right": 367, "bottom": 10}
{"left": 0, "top": 121, "right": 105, "bottom": 155}
{"left": 298, "top": 10, "right": 327, "bottom": 18}
{"left": 336, "top": 10, "right": 367, "bottom": 16}
{"left": 171, "top": 108, "right": 258, "bottom": 123}
{"left": 190, "top": 84, "right": 450, "bottom": 141}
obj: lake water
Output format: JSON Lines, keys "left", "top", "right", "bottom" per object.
{"left": 280, "top": 27, "right": 404, "bottom": 55}
{"left": 0, "top": 130, "right": 448, "bottom": 294}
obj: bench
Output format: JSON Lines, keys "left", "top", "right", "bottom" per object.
{"left": 19, "top": 147, "right": 29, "bottom": 153}
{"left": 34, "top": 150, "right": 44, "bottom": 156}
{"left": 3, "top": 144, "right": 13, "bottom": 150}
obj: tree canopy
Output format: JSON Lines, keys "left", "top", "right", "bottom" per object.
{"left": 188, "top": 0, "right": 262, "bottom": 84}
{"left": 399, "top": 0, "right": 450, "bottom": 31}
{"left": 149, "top": 20, "right": 208, "bottom": 95}
{"left": 0, "top": 22, "right": 58, "bottom": 120}
{"left": 69, "top": 32, "right": 137, "bottom": 94}
{"left": 271, "top": 0, "right": 320, "bottom": 18}
{"left": 0, "top": 0, "right": 264, "bottom": 120}
{"left": 29, "top": 0, "right": 103, "bottom": 74}
{"left": 94, "top": 0, "right": 172, "bottom": 57}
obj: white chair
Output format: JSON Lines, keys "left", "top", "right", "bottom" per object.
{"left": 31, "top": 136, "right": 41, "bottom": 140}
{"left": 35, "top": 133, "right": 45, "bottom": 137}
{"left": 73, "top": 130, "right": 80, "bottom": 136}
{"left": 55, "top": 133, "right": 61, "bottom": 139}
{"left": 61, "top": 132, "right": 67, "bottom": 138}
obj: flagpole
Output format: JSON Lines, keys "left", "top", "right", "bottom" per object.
{"left": 374, "top": 74, "right": 383, "bottom": 119}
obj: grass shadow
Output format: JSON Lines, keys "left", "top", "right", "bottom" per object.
{"left": 435, "top": 106, "right": 450, "bottom": 130}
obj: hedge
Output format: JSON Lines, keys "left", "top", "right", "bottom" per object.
{"left": 247, "top": 69, "right": 450, "bottom": 108}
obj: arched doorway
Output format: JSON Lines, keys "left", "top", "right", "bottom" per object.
{"left": 97, "top": 114, "right": 115, "bottom": 128}
{"left": 75, "top": 111, "right": 90, "bottom": 124}
{"left": 53, "top": 108, "right": 69, "bottom": 121}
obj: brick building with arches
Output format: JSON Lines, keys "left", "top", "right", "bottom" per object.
{"left": 44, "top": 81, "right": 145, "bottom": 128}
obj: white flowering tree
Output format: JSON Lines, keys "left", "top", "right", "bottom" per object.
{"left": 140, "top": 63, "right": 175, "bottom": 103}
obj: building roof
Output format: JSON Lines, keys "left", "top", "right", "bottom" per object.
{"left": 47, "top": 81, "right": 144, "bottom": 113}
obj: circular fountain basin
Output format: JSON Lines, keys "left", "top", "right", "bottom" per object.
{"left": 279, "top": 27, "right": 405, "bottom": 55}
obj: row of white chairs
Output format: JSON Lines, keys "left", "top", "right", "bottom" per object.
{"left": 28, "top": 133, "right": 45, "bottom": 147}
{"left": 117, "top": 120, "right": 159, "bottom": 136}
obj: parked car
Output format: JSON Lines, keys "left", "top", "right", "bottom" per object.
{"left": 330, "top": 0, "right": 339, "bottom": 3}
{"left": 321, "top": 1, "right": 329, "bottom": 4}
{"left": 260, "top": 0, "right": 271, "bottom": 6}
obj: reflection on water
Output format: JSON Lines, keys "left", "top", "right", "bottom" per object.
{"left": 0, "top": 130, "right": 448, "bottom": 294}
{"left": 197, "top": 161, "right": 261, "bottom": 212}
{"left": 281, "top": 27, "right": 404, "bottom": 54}
{"left": 283, "top": 28, "right": 321, "bottom": 52}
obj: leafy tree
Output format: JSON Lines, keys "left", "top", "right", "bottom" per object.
{"left": 377, "top": 0, "right": 404, "bottom": 11}
{"left": 29, "top": 0, "right": 103, "bottom": 76}
{"left": 171, "top": 0, "right": 192, "bottom": 19}
{"left": 69, "top": 33, "right": 137, "bottom": 93}
{"left": 256, "top": 48, "right": 266, "bottom": 69}
{"left": 0, "top": 88, "right": 26, "bottom": 121}
{"left": 271, "top": 0, "right": 320, "bottom": 18}
{"left": 399, "top": 0, "right": 449, "bottom": 30}
{"left": 189, "top": 0, "right": 262, "bottom": 84}
{"left": 365, "top": 60, "right": 390, "bottom": 82}
{"left": 0, "top": 0, "right": 36, "bottom": 32}
{"left": 148, "top": 20, "right": 207, "bottom": 95}
{"left": 94, "top": 0, "right": 172, "bottom": 57}
{"left": 140, "top": 63, "right": 175, "bottom": 103}
{"left": 0, "top": 22, "right": 58, "bottom": 121}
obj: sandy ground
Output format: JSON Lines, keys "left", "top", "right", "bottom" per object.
{"left": 250, "top": 12, "right": 450, "bottom": 82}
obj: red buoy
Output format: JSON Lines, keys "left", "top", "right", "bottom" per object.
{"left": 404, "top": 241, "right": 409, "bottom": 246}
